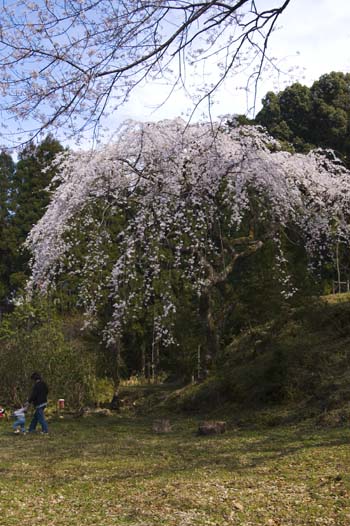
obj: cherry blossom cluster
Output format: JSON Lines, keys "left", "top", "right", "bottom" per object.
{"left": 26, "top": 119, "right": 350, "bottom": 344}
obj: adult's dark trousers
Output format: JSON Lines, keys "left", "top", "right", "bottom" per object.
{"left": 29, "top": 406, "right": 48, "bottom": 433}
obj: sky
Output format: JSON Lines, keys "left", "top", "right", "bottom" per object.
{"left": 2, "top": 0, "right": 350, "bottom": 150}
{"left": 105, "top": 0, "right": 350, "bottom": 133}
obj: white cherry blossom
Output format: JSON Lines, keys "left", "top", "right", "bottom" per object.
{"left": 26, "top": 119, "right": 350, "bottom": 345}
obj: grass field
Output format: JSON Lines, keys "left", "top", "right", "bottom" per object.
{"left": 1, "top": 413, "right": 350, "bottom": 526}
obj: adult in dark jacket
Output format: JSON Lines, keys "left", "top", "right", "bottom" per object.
{"left": 27, "top": 372, "right": 49, "bottom": 434}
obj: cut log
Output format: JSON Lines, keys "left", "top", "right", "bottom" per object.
{"left": 198, "top": 421, "right": 226, "bottom": 435}
{"left": 152, "top": 419, "right": 172, "bottom": 433}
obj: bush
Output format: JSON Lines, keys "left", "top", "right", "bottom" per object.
{"left": 93, "top": 378, "right": 115, "bottom": 407}
{"left": 0, "top": 301, "right": 97, "bottom": 409}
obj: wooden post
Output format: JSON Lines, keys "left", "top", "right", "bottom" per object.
{"left": 336, "top": 242, "right": 341, "bottom": 294}
{"left": 141, "top": 342, "right": 146, "bottom": 378}
{"left": 197, "top": 345, "right": 201, "bottom": 381}
{"left": 151, "top": 339, "right": 155, "bottom": 383}
{"left": 151, "top": 317, "right": 159, "bottom": 383}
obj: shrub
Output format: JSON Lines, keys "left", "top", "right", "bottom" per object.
{"left": 0, "top": 301, "right": 97, "bottom": 409}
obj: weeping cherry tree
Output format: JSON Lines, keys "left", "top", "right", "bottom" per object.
{"left": 26, "top": 119, "right": 350, "bottom": 373}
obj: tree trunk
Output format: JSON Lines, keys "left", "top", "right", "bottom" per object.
{"left": 141, "top": 342, "right": 146, "bottom": 378}
{"left": 336, "top": 241, "right": 341, "bottom": 293}
{"left": 199, "top": 289, "right": 218, "bottom": 378}
{"left": 108, "top": 338, "right": 122, "bottom": 390}
{"left": 198, "top": 237, "right": 263, "bottom": 378}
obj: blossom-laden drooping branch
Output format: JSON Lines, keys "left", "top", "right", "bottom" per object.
{"left": 26, "top": 119, "right": 350, "bottom": 345}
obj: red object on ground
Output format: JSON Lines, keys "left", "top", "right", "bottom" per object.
{"left": 58, "top": 399, "right": 65, "bottom": 409}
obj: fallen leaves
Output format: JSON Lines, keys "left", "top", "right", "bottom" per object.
{"left": 0, "top": 416, "right": 350, "bottom": 525}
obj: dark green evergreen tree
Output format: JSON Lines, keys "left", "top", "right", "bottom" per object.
{"left": 6, "top": 135, "right": 64, "bottom": 295}
{"left": 0, "top": 152, "right": 15, "bottom": 310}
{"left": 256, "top": 72, "right": 350, "bottom": 166}
{"left": 310, "top": 72, "right": 350, "bottom": 160}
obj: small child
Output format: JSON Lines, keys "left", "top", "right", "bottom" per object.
{"left": 13, "top": 405, "right": 28, "bottom": 434}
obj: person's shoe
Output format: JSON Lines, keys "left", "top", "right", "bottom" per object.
{"left": 13, "top": 429, "right": 20, "bottom": 434}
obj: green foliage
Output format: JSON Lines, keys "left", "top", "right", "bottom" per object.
{"left": 176, "top": 296, "right": 350, "bottom": 414}
{"left": 0, "top": 151, "right": 15, "bottom": 307}
{"left": 256, "top": 71, "right": 350, "bottom": 166}
{"left": 0, "top": 137, "right": 64, "bottom": 309}
{"left": 0, "top": 301, "right": 97, "bottom": 408}
{"left": 6, "top": 136, "right": 64, "bottom": 293}
{"left": 93, "top": 377, "right": 115, "bottom": 406}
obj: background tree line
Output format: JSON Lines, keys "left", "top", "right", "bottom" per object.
{"left": 255, "top": 71, "right": 350, "bottom": 167}
{"left": 0, "top": 137, "right": 64, "bottom": 314}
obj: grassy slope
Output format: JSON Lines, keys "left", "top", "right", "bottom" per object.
{"left": 1, "top": 414, "right": 350, "bottom": 525}
{"left": 171, "top": 295, "right": 350, "bottom": 424}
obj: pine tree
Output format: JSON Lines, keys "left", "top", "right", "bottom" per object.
{"left": 0, "top": 152, "right": 15, "bottom": 310}
{"left": 6, "top": 135, "right": 64, "bottom": 295}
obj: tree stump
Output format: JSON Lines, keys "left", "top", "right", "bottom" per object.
{"left": 197, "top": 421, "right": 226, "bottom": 435}
{"left": 152, "top": 419, "right": 172, "bottom": 433}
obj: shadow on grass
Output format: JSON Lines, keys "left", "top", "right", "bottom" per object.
{"left": 1, "top": 414, "right": 350, "bottom": 486}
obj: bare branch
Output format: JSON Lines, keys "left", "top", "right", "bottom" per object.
{"left": 0, "top": 0, "right": 291, "bottom": 142}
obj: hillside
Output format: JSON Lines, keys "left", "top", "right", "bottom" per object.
{"left": 121, "top": 295, "right": 350, "bottom": 427}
